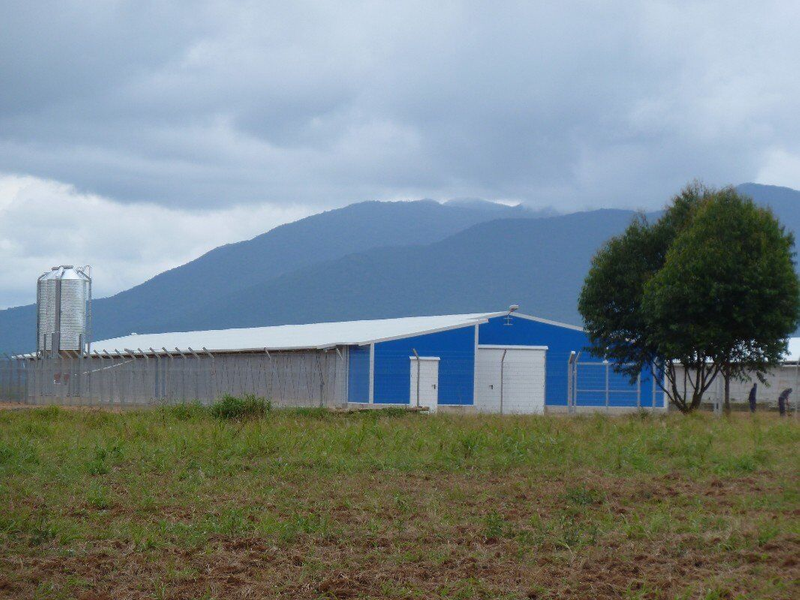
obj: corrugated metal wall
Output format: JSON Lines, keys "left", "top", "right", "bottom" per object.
{"left": 8, "top": 348, "right": 349, "bottom": 408}
{"left": 356, "top": 315, "right": 665, "bottom": 409}
{"left": 347, "top": 344, "right": 370, "bottom": 403}
{"left": 478, "top": 315, "right": 665, "bottom": 407}
{"left": 373, "top": 326, "right": 476, "bottom": 405}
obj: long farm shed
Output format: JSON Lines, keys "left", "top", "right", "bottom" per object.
{"left": 82, "top": 310, "right": 666, "bottom": 412}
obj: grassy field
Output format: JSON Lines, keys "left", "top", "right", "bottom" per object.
{"left": 0, "top": 405, "right": 798, "bottom": 599}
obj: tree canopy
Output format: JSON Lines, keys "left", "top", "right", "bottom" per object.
{"left": 579, "top": 183, "right": 800, "bottom": 412}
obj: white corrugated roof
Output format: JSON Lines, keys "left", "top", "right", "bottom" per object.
{"left": 87, "top": 313, "right": 800, "bottom": 361}
{"left": 91, "top": 312, "right": 506, "bottom": 355}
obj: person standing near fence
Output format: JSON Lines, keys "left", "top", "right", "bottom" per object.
{"left": 748, "top": 383, "right": 757, "bottom": 413}
{"left": 778, "top": 388, "right": 792, "bottom": 416}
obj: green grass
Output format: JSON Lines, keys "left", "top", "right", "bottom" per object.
{"left": 0, "top": 407, "right": 797, "bottom": 599}
{"left": 208, "top": 394, "right": 271, "bottom": 421}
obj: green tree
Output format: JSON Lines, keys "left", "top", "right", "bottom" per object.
{"left": 644, "top": 187, "right": 800, "bottom": 412}
{"left": 579, "top": 183, "right": 800, "bottom": 413}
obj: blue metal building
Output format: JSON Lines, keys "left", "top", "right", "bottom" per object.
{"left": 94, "top": 308, "right": 665, "bottom": 411}
{"left": 344, "top": 309, "right": 664, "bottom": 412}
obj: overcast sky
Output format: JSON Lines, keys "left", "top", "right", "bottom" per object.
{"left": 1, "top": 1, "right": 799, "bottom": 308}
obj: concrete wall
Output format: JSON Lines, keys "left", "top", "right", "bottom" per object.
{"left": 674, "top": 364, "right": 800, "bottom": 408}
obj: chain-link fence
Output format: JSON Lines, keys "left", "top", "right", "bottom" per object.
{"left": 5, "top": 347, "right": 796, "bottom": 413}
{"left": 0, "top": 349, "right": 347, "bottom": 408}
{"left": 567, "top": 358, "right": 800, "bottom": 413}
{"left": 567, "top": 354, "right": 665, "bottom": 411}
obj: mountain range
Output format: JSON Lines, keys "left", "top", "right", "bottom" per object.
{"left": 0, "top": 183, "right": 797, "bottom": 352}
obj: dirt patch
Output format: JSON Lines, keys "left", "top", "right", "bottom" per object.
{"left": 1, "top": 410, "right": 797, "bottom": 599}
{"left": 2, "top": 471, "right": 798, "bottom": 599}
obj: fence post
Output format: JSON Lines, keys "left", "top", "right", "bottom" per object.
{"left": 162, "top": 348, "right": 173, "bottom": 404}
{"left": 102, "top": 351, "right": 113, "bottom": 405}
{"left": 567, "top": 352, "right": 574, "bottom": 412}
{"left": 92, "top": 351, "right": 103, "bottom": 405}
{"left": 19, "top": 357, "right": 26, "bottom": 404}
{"left": 124, "top": 349, "right": 136, "bottom": 406}
{"left": 317, "top": 352, "right": 325, "bottom": 408}
{"left": 77, "top": 335, "right": 84, "bottom": 401}
{"left": 188, "top": 348, "right": 202, "bottom": 403}
{"left": 35, "top": 353, "right": 41, "bottom": 405}
{"left": 1, "top": 355, "right": 5, "bottom": 401}
{"left": 203, "top": 348, "right": 215, "bottom": 403}
{"left": 31, "top": 355, "right": 37, "bottom": 405}
{"left": 573, "top": 352, "right": 581, "bottom": 413}
{"left": 412, "top": 349, "right": 420, "bottom": 408}
{"left": 1, "top": 354, "right": 8, "bottom": 401}
{"left": 115, "top": 350, "right": 126, "bottom": 406}
{"left": 174, "top": 348, "right": 188, "bottom": 403}
{"left": 636, "top": 372, "right": 641, "bottom": 409}
{"left": 794, "top": 359, "right": 799, "bottom": 419}
{"left": 136, "top": 349, "right": 149, "bottom": 405}
{"left": 58, "top": 349, "right": 65, "bottom": 406}
{"left": 150, "top": 348, "right": 161, "bottom": 402}
{"left": 259, "top": 349, "right": 269, "bottom": 400}
{"left": 652, "top": 364, "right": 657, "bottom": 409}
{"left": 9, "top": 355, "right": 14, "bottom": 401}
{"left": 500, "top": 349, "right": 508, "bottom": 415}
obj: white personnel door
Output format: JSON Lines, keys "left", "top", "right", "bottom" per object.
{"left": 475, "top": 346, "right": 546, "bottom": 414}
{"left": 409, "top": 357, "right": 439, "bottom": 413}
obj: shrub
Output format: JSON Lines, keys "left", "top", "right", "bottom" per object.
{"left": 210, "top": 394, "right": 271, "bottom": 421}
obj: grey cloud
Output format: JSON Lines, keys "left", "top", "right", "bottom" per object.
{"left": 1, "top": 0, "right": 799, "bottom": 211}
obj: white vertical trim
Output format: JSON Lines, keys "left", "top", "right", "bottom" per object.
{"left": 472, "top": 324, "right": 479, "bottom": 406}
{"left": 543, "top": 348, "right": 547, "bottom": 407}
{"left": 343, "top": 345, "right": 350, "bottom": 405}
{"left": 368, "top": 343, "right": 375, "bottom": 404}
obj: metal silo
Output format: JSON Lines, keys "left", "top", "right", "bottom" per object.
{"left": 36, "top": 265, "right": 92, "bottom": 355}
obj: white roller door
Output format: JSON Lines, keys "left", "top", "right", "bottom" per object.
{"left": 475, "top": 345, "right": 546, "bottom": 414}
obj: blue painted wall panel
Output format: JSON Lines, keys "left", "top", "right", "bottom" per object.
{"left": 478, "top": 315, "right": 664, "bottom": 407}
{"left": 373, "top": 326, "right": 475, "bottom": 405}
{"left": 348, "top": 344, "right": 370, "bottom": 403}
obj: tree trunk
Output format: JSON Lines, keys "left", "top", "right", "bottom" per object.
{"left": 723, "top": 371, "right": 731, "bottom": 416}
